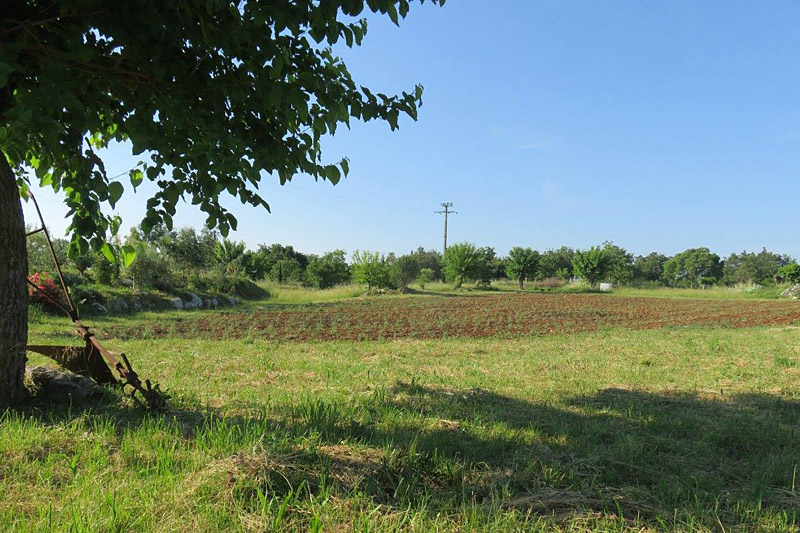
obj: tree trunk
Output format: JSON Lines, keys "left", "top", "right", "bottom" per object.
{"left": 0, "top": 155, "right": 28, "bottom": 407}
{"left": 519, "top": 278, "right": 524, "bottom": 290}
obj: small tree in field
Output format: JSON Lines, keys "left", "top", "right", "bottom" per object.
{"left": 351, "top": 250, "right": 391, "bottom": 290}
{"left": 416, "top": 268, "right": 434, "bottom": 290}
{"left": 391, "top": 255, "right": 421, "bottom": 292}
{"left": 505, "top": 247, "right": 539, "bottom": 289}
{"left": 443, "top": 242, "right": 483, "bottom": 289}
{"left": 572, "top": 246, "right": 610, "bottom": 288}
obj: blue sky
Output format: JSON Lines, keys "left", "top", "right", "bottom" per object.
{"left": 22, "top": 0, "right": 800, "bottom": 259}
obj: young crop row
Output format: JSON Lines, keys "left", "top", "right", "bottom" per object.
{"left": 106, "top": 293, "right": 800, "bottom": 342}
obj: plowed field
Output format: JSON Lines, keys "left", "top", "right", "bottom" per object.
{"left": 109, "top": 293, "right": 800, "bottom": 341}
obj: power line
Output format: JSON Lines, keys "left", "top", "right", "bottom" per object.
{"left": 285, "top": 183, "right": 430, "bottom": 213}
{"left": 435, "top": 202, "right": 457, "bottom": 254}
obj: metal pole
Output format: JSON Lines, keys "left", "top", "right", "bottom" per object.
{"left": 27, "top": 191, "right": 78, "bottom": 320}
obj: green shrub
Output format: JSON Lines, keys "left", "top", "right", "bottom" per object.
{"left": 777, "top": 264, "right": 800, "bottom": 284}
{"left": 306, "top": 250, "right": 350, "bottom": 289}
{"left": 352, "top": 250, "right": 392, "bottom": 290}
{"left": 185, "top": 271, "right": 268, "bottom": 300}
{"left": 69, "top": 284, "right": 105, "bottom": 309}
{"left": 391, "top": 255, "right": 421, "bottom": 292}
{"left": 62, "top": 271, "right": 91, "bottom": 287}
{"left": 126, "top": 246, "right": 175, "bottom": 291}
{"left": 416, "top": 268, "right": 434, "bottom": 290}
{"left": 26, "top": 229, "right": 68, "bottom": 275}
{"left": 93, "top": 255, "right": 120, "bottom": 285}
{"left": 269, "top": 258, "right": 303, "bottom": 283}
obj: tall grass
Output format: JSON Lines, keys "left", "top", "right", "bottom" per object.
{"left": 258, "top": 281, "right": 367, "bottom": 304}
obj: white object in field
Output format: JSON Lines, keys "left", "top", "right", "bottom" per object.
{"left": 599, "top": 283, "right": 613, "bottom": 292}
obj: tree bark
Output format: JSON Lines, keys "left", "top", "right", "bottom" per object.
{"left": 0, "top": 155, "right": 28, "bottom": 407}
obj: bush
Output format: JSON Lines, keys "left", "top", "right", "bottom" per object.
{"left": 391, "top": 255, "right": 421, "bottom": 292}
{"left": 26, "top": 230, "right": 68, "bottom": 275}
{"left": 352, "top": 250, "right": 392, "bottom": 290}
{"left": 306, "top": 250, "right": 350, "bottom": 289}
{"left": 537, "top": 277, "right": 564, "bottom": 289}
{"left": 219, "top": 276, "right": 268, "bottom": 300}
{"left": 27, "top": 272, "right": 61, "bottom": 309}
{"left": 126, "top": 246, "right": 175, "bottom": 291}
{"left": 185, "top": 271, "right": 268, "bottom": 300}
{"left": 269, "top": 258, "right": 303, "bottom": 283}
{"left": 93, "top": 255, "right": 120, "bottom": 285}
{"left": 416, "top": 268, "right": 434, "bottom": 290}
{"left": 69, "top": 284, "right": 105, "bottom": 309}
{"left": 61, "top": 271, "right": 91, "bottom": 287}
{"left": 777, "top": 264, "right": 800, "bottom": 284}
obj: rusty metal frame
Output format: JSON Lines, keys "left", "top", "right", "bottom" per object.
{"left": 25, "top": 192, "right": 165, "bottom": 410}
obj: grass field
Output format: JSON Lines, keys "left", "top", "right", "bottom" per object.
{"left": 4, "top": 290, "right": 800, "bottom": 531}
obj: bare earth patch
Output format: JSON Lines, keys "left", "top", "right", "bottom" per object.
{"left": 106, "top": 293, "right": 800, "bottom": 341}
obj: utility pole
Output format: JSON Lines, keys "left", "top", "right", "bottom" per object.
{"left": 436, "top": 202, "right": 457, "bottom": 254}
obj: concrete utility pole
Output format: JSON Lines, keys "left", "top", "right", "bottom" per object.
{"left": 436, "top": 202, "right": 457, "bottom": 254}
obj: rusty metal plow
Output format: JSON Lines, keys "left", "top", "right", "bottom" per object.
{"left": 25, "top": 192, "right": 166, "bottom": 410}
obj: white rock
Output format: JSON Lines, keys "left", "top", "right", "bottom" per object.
{"left": 599, "top": 283, "right": 613, "bottom": 292}
{"left": 780, "top": 284, "right": 800, "bottom": 299}
{"left": 171, "top": 297, "right": 184, "bottom": 309}
{"left": 109, "top": 299, "right": 129, "bottom": 313}
{"left": 186, "top": 293, "right": 203, "bottom": 309}
{"left": 90, "top": 302, "right": 108, "bottom": 314}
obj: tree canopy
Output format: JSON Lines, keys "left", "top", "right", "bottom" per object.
{"left": 442, "top": 242, "right": 483, "bottom": 289}
{"left": 505, "top": 246, "right": 539, "bottom": 289}
{"left": 572, "top": 246, "right": 610, "bottom": 288}
{"left": 0, "top": 0, "right": 443, "bottom": 406}
{"left": 2, "top": 0, "right": 443, "bottom": 256}
{"left": 662, "top": 248, "right": 723, "bottom": 288}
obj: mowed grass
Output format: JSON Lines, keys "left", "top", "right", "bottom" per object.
{"left": 3, "top": 292, "right": 800, "bottom": 531}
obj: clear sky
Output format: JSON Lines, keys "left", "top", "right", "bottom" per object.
{"left": 22, "top": 0, "right": 800, "bottom": 259}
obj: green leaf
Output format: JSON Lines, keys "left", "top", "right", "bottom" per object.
{"left": 121, "top": 245, "right": 137, "bottom": 267}
{"left": 108, "top": 181, "right": 124, "bottom": 208}
{"left": 387, "top": 2, "right": 399, "bottom": 25}
{"left": 325, "top": 166, "right": 341, "bottom": 184}
{"left": 100, "top": 243, "right": 116, "bottom": 264}
{"left": 129, "top": 169, "right": 143, "bottom": 190}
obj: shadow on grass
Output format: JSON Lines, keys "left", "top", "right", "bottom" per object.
{"left": 7, "top": 382, "right": 800, "bottom": 528}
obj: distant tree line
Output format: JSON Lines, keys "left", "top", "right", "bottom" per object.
{"left": 27, "top": 223, "right": 800, "bottom": 294}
